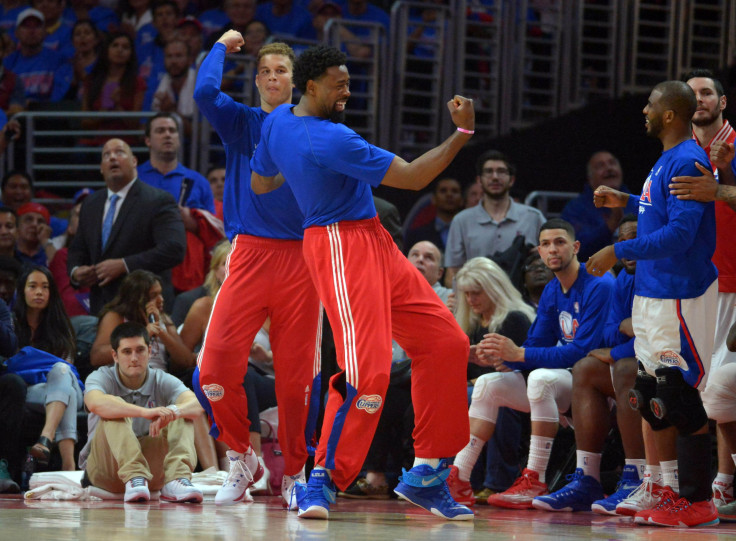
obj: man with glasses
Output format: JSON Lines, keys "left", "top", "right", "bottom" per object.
{"left": 444, "top": 150, "right": 545, "bottom": 287}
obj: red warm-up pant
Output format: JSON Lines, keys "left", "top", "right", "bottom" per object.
{"left": 197, "top": 235, "right": 322, "bottom": 476}
{"left": 303, "top": 216, "right": 470, "bottom": 490}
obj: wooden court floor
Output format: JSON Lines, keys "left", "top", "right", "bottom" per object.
{"left": 2, "top": 494, "right": 736, "bottom": 541}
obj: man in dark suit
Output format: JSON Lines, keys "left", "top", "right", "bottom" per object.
{"left": 67, "top": 138, "right": 186, "bottom": 316}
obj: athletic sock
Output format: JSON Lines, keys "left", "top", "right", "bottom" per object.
{"left": 625, "top": 458, "right": 647, "bottom": 480}
{"left": 527, "top": 435, "right": 555, "bottom": 483}
{"left": 413, "top": 458, "right": 440, "bottom": 469}
{"left": 661, "top": 460, "right": 679, "bottom": 493}
{"left": 646, "top": 464, "right": 662, "bottom": 484}
{"left": 576, "top": 450, "right": 601, "bottom": 481}
{"left": 454, "top": 435, "right": 485, "bottom": 482}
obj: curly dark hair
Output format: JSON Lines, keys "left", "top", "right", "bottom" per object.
{"left": 99, "top": 269, "right": 161, "bottom": 324}
{"left": 14, "top": 266, "right": 76, "bottom": 360}
{"left": 293, "top": 45, "right": 347, "bottom": 93}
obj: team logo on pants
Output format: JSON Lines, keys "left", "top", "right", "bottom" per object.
{"left": 356, "top": 394, "right": 382, "bottom": 414}
{"left": 657, "top": 350, "right": 688, "bottom": 371}
{"left": 202, "top": 383, "right": 225, "bottom": 401}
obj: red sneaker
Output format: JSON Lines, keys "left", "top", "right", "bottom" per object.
{"left": 633, "top": 486, "right": 678, "bottom": 524}
{"left": 487, "top": 469, "right": 548, "bottom": 510}
{"left": 647, "top": 498, "right": 719, "bottom": 527}
{"left": 446, "top": 466, "right": 475, "bottom": 506}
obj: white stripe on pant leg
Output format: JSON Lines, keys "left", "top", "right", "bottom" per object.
{"left": 327, "top": 224, "right": 358, "bottom": 389}
{"left": 312, "top": 302, "right": 324, "bottom": 378}
{"left": 197, "top": 235, "right": 238, "bottom": 370}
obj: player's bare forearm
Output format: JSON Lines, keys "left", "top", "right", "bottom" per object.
{"left": 381, "top": 132, "right": 471, "bottom": 190}
{"left": 717, "top": 184, "right": 736, "bottom": 212}
{"left": 251, "top": 171, "right": 285, "bottom": 194}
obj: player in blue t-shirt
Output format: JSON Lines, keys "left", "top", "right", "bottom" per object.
{"left": 193, "top": 31, "right": 321, "bottom": 510}
{"left": 251, "top": 45, "right": 475, "bottom": 521}
{"left": 589, "top": 80, "right": 719, "bottom": 528}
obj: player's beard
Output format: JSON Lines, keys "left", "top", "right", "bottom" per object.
{"left": 329, "top": 109, "right": 346, "bottom": 124}
{"left": 691, "top": 107, "right": 720, "bottom": 127}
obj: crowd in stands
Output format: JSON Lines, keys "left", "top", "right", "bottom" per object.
{"left": 0, "top": 1, "right": 733, "bottom": 531}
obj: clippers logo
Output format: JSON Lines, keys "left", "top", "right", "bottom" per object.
{"left": 658, "top": 350, "right": 688, "bottom": 370}
{"left": 559, "top": 311, "right": 579, "bottom": 341}
{"left": 356, "top": 394, "right": 382, "bottom": 414}
{"left": 202, "top": 383, "right": 225, "bottom": 401}
{"left": 640, "top": 175, "right": 653, "bottom": 206}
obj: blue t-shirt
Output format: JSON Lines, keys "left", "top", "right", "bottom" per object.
{"left": 0, "top": 5, "right": 24, "bottom": 36}
{"left": 337, "top": 1, "right": 390, "bottom": 35}
{"left": 137, "top": 41, "right": 165, "bottom": 111}
{"left": 255, "top": 3, "right": 316, "bottom": 40}
{"left": 3, "top": 49, "right": 70, "bottom": 102}
{"left": 199, "top": 9, "right": 229, "bottom": 38}
{"left": 603, "top": 269, "right": 636, "bottom": 362}
{"left": 193, "top": 43, "right": 304, "bottom": 240}
{"left": 44, "top": 22, "right": 75, "bottom": 61}
{"left": 615, "top": 139, "right": 717, "bottom": 299}
{"left": 251, "top": 103, "right": 395, "bottom": 227}
{"left": 518, "top": 263, "right": 614, "bottom": 370}
{"left": 137, "top": 161, "right": 215, "bottom": 213}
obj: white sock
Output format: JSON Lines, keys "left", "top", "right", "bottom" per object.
{"left": 414, "top": 458, "right": 441, "bottom": 469}
{"left": 454, "top": 435, "right": 485, "bottom": 482}
{"left": 625, "top": 458, "right": 647, "bottom": 480}
{"left": 661, "top": 460, "right": 679, "bottom": 492}
{"left": 576, "top": 450, "right": 601, "bottom": 481}
{"left": 527, "top": 436, "right": 555, "bottom": 483}
{"left": 645, "top": 464, "right": 662, "bottom": 484}
{"left": 713, "top": 473, "right": 734, "bottom": 493}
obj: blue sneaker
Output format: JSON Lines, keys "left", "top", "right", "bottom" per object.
{"left": 532, "top": 468, "right": 603, "bottom": 512}
{"left": 591, "top": 464, "right": 641, "bottom": 515}
{"left": 394, "top": 461, "right": 474, "bottom": 521}
{"left": 297, "top": 469, "right": 336, "bottom": 520}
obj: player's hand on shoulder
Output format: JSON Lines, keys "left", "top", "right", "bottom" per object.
{"left": 217, "top": 30, "right": 244, "bottom": 53}
{"left": 669, "top": 162, "right": 718, "bottom": 202}
{"left": 447, "top": 95, "right": 475, "bottom": 132}
{"left": 710, "top": 141, "right": 735, "bottom": 170}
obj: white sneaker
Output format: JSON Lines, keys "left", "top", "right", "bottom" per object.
{"left": 250, "top": 457, "right": 271, "bottom": 494}
{"left": 124, "top": 476, "right": 150, "bottom": 503}
{"left": 615, "top": 474, "right": 663, "bottom": 516}
{"left": 282, "top": 468, "right": 306, "bottom": 511}
{"left": 161, "top": 478, "right": 203, "bottom": 503}
{"left": 215, "top": 449, "right": 264, "bottom": 505}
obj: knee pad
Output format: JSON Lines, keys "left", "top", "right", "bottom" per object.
{"left": 527, "top": 370, "right": 557, "bottom": 403}
{"left": 653, "top": 367, "right": 708, "bottom": 435}
{"left": 471, "top": 372, "right": 504, "bottom": 402}
{"left": 629, "top": 365, "right": 671, "bottom": 431}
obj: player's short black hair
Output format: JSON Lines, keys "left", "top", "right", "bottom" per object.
{"left": 293, "top": 45, "right": 347, "bottom": 94}
{"left": 539, "top": 218, "right": 576, "bottom": 241}
{"left": 654, "top": 80, "right": 697, "bottom": 121}
{"left": 683, "top": 68, "right": 725, "bottom": 97}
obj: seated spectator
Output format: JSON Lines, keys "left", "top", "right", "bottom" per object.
{"left": 199, "top": 1, "right": 230, "bottom": 40}
{"left": 522, "top": 252, "right": 553, "bottom": 309}
{"left": 464, "top": 180, "right": 482, "bottom": 209}
{"left": 341, "top": 0, "right": 390, "bottom": 35}
{"left": 404, "top": 177, "right": 463, "bottom": 252}
{"left": 174, "top": 16, "right": 204, "bottom": 65}
{"left": 13, "top": 265, "right": 82, "bottom": 471}
{"left": 205, "top": 0, "right": 256, "bottom": 49}
{"left": 206, "top": 166, "right": 225, "bottom": 220}
{"left": 49, "top": 195, "right": 91, "bottom": 317}
{"left": 79, "top": 321, "right": 204, "bottom": 503}
{"left": 32, "top": 0, "right": 74, "bottom": 60}
{"left": 1, "top": 170, "right": 33, "bottom": 213}
{"left": 256, "top": 0, "right": 316, "bottom": 40}
{"left": 0, "top": 30, "right": 26, "bottom": 116}
{"left": 446, "top": 256, "right": 535, "bottom": 506}
{"left": 63, "top": 19, "right": 100, "bottom": 101}
{"left": 0, "top": 1, "right": 26, "bottom": 36}
{"left": 137, "top": 0, "right": 180, "bottom": 111}
{"left": 560, "top": 151, "right": 639, "bottom": 261}
{"left": 3, "top": 8, "right": 71, "bottom": 104}
{"left": 152, "top": 39, "right": 197, "bottom": 129}
{"left": 90, "top": 269, "right": 193, "bottom": 372}
{"left": 81, "top": 31, "right": 146, "bottom": 145}
{"left": 120, "top": 0, "right": 153, "bottom": 35}
{"left": 447, "top": 219, "right": 614, "bottom": 509}
{"left": 15, "top": 201, "right": 53, "bottom": 267}
{"left": 242, "top": 19, "right": 270, "bottom": 57}
{"left": 67, "top": 0, "right": 120, "bottom": 34}
{"left": 0, "top": 254, "right": 20, "bottom": 303}
{"left": 0, "top": 206, "right": 17, "bottom": 260}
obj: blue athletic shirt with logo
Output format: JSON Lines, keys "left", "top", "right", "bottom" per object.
{"left": 516, "top": 263, "right": 614, "bottom": 370}
{"left": 605, "top": 269, "right": 636, "bottom": 362}
{"left": 250, "top": 104, "right": 395, "bottom": 228}
{"left": 193, "top": 43, "right": 304, "bottom": 240}
{"left": 614, "top": 139, "right": 717, "bottom": 299}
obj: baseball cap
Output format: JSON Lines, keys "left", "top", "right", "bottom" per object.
{"left": 17, "top": 202, "right": 50, "bottom": 224}
{"left": 16, "top": 8, "right": 45, "bottom": 27}
{"left": 176, "top": 15, "right": 203, "bottom": 32}
{"left": 73, "top": 187, "right": 94, "bottom": 205}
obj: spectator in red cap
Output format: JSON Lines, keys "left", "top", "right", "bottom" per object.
{"left": 15, "top": 201, "right": 52, "bottom": 266}
{"left": 174, "top": 15, "right": 203, "bottom": 65}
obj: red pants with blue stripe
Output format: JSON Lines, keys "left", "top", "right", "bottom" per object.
{"left": 303, "top": 216, "right": 470, "bottom": 490}
{"left": 197, "top": 235, "right": 322, "bottom": 476}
